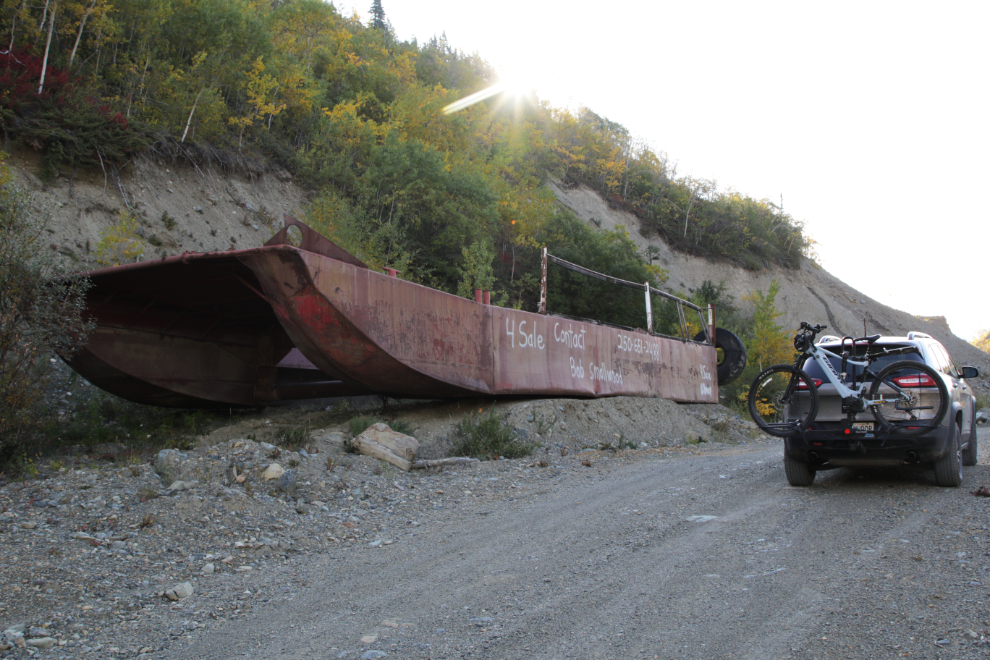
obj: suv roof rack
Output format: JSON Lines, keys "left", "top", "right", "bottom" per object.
{"left": 817, "top": 335, "right": 842, "bottom": 344}
{"left": 907, "top": 331, "right": 931, "bottom": 340}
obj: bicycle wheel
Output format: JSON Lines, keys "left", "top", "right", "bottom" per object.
{"left": 748, "top": 365, "right": 819, "bottom": 438}
{"left": 869, "top": 360, "right": 948, "bottom": 438}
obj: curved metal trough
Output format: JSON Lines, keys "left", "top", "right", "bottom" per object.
{"left": 68, "top": 218, "right": 721, "bottom": 407}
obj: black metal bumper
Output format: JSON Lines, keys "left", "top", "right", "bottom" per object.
{"left": 785, "top": 421, "right": 952, "bottom": 467}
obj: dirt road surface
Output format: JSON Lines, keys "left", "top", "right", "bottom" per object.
{"left": 178, "top": 428, "right": 990, "bottom": 660}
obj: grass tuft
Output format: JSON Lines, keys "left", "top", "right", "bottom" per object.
{"left": 452, "top": 409, "right": 536, "bottom": 460}
{"left": 272, "top": 427, "right": 308, "bottom": 450}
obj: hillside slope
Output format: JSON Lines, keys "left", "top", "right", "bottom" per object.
{"left": 12, "top": 151, "right": 989, "bottom": 388}
{"left": 10, "top": 150, "right": 309, "bottom": 261}
{"left": 551, "top": 181, "right": 990, "bottom": 381}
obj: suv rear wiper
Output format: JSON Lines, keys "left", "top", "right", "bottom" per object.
{"left": 868, "top": 346, "right": 921, "bottom": 358}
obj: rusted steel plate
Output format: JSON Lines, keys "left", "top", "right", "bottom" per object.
{"left": 492, "top": 313, "right": 716, "bottom": 401}
{"left": 68, "top": 222, "right": 718, "bottom": 406}
{"left": 241, "top": 248, "right": 718, "bottom": 403}
{"left": 244, "top": 249, "right": 490, "bottom": 397}
{"left": 68, "top": 250, "right": 369, "bottom": 407}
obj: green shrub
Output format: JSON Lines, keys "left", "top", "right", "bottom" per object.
{"left": 348, "top": 416, "right": 379, "bottom": 437}
{"left": 0, "top": 154, "right": 94, "bottom": 469}
{"left": 453, "top": 409, "right": 536, "bottom": 460}
{"left": 272, "top": 427, "right": 308, "bottom": 449}
{"left": 94, "top": 211, "right": 144, "bottom": 267}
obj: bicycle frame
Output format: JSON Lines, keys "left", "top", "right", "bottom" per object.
{"left": 795, "top": 341, "right": 918, "bottom": 409}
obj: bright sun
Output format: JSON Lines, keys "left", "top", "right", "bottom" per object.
{"left": 497, "top": 67, "right": 539, "bottom": 98}
{"left": 442, "top": 68, "right": 539, "bottom": 115}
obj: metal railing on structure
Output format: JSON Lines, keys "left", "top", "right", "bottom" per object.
{"left": 538, "top": 247, "right": 715, "bottom": 345}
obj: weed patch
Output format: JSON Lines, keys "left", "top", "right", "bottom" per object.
{"left": 534, "top": 413, "right": 558, "bottom": 436}
{"left": 271, "top": 427, "right": 308, "bottom": 450}
{"left": 348, "top": 416, "right": 380, "bottom": 437}
{"left": 452, "top": 409, "right": 536, "bottom": 460}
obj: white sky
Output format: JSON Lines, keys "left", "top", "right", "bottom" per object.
{"left": 356, "top": 0, "right": 989, "bottom": 341}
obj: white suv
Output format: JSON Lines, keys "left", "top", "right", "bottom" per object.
{"left": 785, "top": 331, "right": 980, "bottom": 486}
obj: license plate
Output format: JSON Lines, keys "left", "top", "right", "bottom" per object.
{"left": 852, "top": 422, "right": 874, "bottom": 432}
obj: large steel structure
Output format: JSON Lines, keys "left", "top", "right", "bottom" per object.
{"left": 66, "top": 218, "right": 723, "bottom": 407}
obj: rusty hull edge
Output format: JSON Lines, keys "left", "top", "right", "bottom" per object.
{"left": 239, "top": 248, "right": 719, "bottom": 403}
{"left": 241, "top": 249, "right": 478, "bottom": 398}
{"left": 69, "top": 247, "right": 371, "bottom": 407}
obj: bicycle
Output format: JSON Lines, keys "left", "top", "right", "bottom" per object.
{"left": 747, "top": 322, "right": 949, "bottom": 438}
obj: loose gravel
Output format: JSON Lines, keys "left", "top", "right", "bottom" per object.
{"left": 3, "top": 401, "right": 988, "bottom": 659}
{"left": 0, "top": 397, "right": 754, "bottom": 658}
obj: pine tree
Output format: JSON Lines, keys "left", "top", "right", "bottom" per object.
{"left": 369, "top": 0, "right": 386, "bottom": 30}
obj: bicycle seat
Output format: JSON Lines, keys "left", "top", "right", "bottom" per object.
{"left": 854, "top": 334, "right": 881, "bottom": 344}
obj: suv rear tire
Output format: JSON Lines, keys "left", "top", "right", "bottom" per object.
{"left": 784, "top": 450, "right": 816, "bottom": 487}
{"left": 933, "top": 419, "right": 963, "bottom": 487}
{"left": 963, "top": 412, "right": 978, "bottom": 467}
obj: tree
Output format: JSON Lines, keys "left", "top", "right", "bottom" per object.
{"left": 456, "top": 239, "right": 495, "bottom": 299}
{"left": 0, "top": 153, "right": 93, "bottom": 462}
{"left": 973, "top": 329, "right": 990, "bottom": 354}
{"left": 36, "top": 0, "right": 57, "bottom": 94}
{"left": 742, "top": 279, "right": 792, "bottom": 371}
{"left": 369, "top": 0, "right": 385, "bottom": 30}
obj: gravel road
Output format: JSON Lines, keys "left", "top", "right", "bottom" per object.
{"left": 178, "top": 427, "right": 990, "bottom": 660}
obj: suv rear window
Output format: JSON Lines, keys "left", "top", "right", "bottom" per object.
{"left": 805, "top": 343, "right": 923, "bottom": 383}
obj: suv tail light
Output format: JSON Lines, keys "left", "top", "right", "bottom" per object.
{"left": 795, "top": 379, "right": 822, "bottom": 390}
{"left": 892, "top": 374, "right": 938, "bottom": 388}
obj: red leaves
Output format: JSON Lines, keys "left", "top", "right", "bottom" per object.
{"left": 0, "top": 48, "right": 70, "bottom": 109}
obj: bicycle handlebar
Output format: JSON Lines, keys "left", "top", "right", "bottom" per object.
{"left": 799, "top": 322, "right": 827, "bottom": 334}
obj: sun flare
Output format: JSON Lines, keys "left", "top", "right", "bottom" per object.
{"left": 441, "top": 68, "right": 539, "bottom": 115}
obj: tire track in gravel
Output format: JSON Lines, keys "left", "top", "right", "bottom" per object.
{"left": 178, "top": 428, "right": 990, "bottom": 660}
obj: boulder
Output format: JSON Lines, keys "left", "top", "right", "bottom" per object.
{"left": 278, "top": 469, "right": 297, "bottom": 497}
{"left": 262, "top": 463, "right": 285, "bottom": 481}
{"left": 154, "top": 449, "right": 197, "bottom": 483}
{"left": 352, "top": 424, "right": 419, "bottom": 471}
{"left": 26, "top": 637, "right": 56, "bottom": 649}
{"left": 165, "top": 582, "right": 194, "bottom": 601}
{"left": 359, "top": 423, "right": 419, "bottom": 460}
